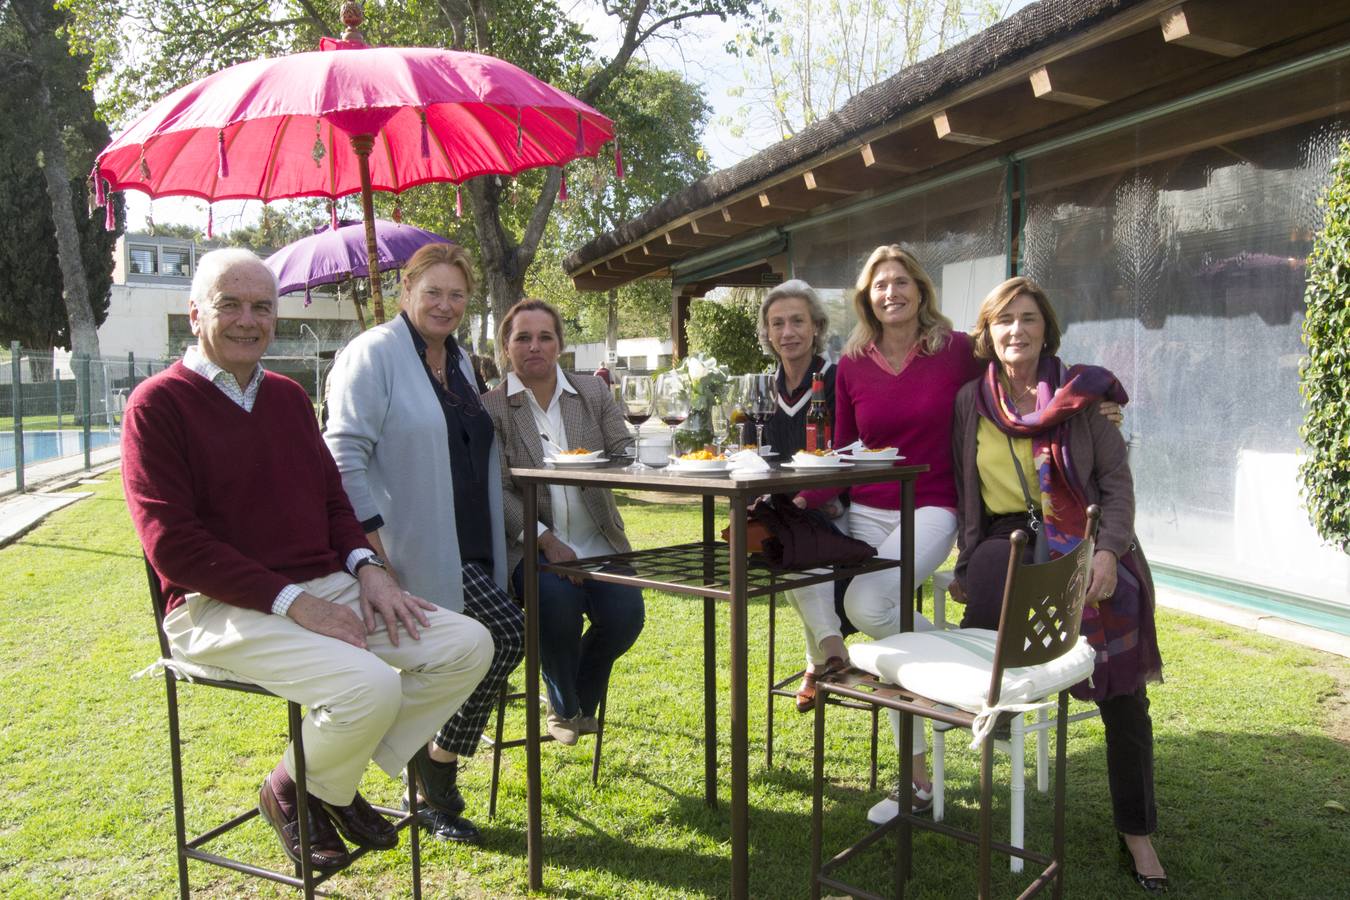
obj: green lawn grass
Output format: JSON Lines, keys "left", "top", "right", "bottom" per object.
{"left": 0, "top": 476, "right": 1346, "bottom": 898}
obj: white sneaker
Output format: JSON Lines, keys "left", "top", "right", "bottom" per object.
{"left": 867, "top": 784, "right": 933, "bottom": 825}
{"left": 546, "top": 712, "right": 581, "bottom": 746}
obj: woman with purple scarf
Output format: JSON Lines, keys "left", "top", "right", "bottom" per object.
{"left": 950, "top": 276, "right": 1168, "bottom": 894}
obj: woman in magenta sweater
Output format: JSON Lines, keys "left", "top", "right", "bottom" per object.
{"left": 797, "top": 244, "right": 980, "bottom": 823}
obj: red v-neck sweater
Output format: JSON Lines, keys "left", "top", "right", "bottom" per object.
{"left": 122, "top": 362, "right": 371, "bottom": 614}
{"left": 800, "top": 331, "right": 982, "bottom": 511}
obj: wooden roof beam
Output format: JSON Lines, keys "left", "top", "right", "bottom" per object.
{"left": 641, "top": 241, "right": 681, "bottom": 258}
{"left": 719, "top": 200, "right": 781, "bottom": 226}
{"left": 1029, "top": 64, "right": 1108, "bottom": 108}
{"left": 860, "top": 142, "right": 920, "bottom": 173}
{"left": 757, "top": 189, "right": 809, "bottom": 213}
{"left": 932, "top": 109, "right": 999, "bottom": 146}
{"left": 573, "top": 271, "right": 633, "bottom": 292}
{"left": 1160, "top": 3, "right": 1253, "bottom": 58}
{"left": 664, "top": 225, "right": 709, "bottom": 246}
{"left": 691, "top": 213, "right": 738, "bottom": 237}
{"left": 802, "top": 169, "right": 858, "bottom": 196}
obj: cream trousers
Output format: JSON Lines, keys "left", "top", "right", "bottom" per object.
{"left": 162, "top": 570, "right": 493, "bottom": 805}
{"left": 784, "top": 503, "right": 957, "bottom": 755}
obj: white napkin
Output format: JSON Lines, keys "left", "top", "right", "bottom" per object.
{"left": 727, "top": 448, "right": 771, "bottom": 473}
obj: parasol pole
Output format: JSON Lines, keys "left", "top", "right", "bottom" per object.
{"left": 349, "top": 134, "right": 386, "bottom": 322}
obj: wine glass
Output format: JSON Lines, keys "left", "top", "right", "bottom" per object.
{"left": 654, "top": 371, "right": 691, "bottom": 428}
{"left": 744, "top": 373, "right": 777, "bottom": 453}
{"left": 620, "top": 374, "right": 653, "bottom": 470}
{"left": 725, "top": 374, "right": 748, "bottom": 450}
{"left": 709, "top": 401, "right": 731, "bottom": 455}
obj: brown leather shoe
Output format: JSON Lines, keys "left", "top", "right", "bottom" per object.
{"left": 320, "top": 790, "right": 398, "bottom": 850}
{"left": 258, "top": 777, "right": 350, "bottom": 872}
{"left": 796, "top": 656, "right": 847, "bottom": 713}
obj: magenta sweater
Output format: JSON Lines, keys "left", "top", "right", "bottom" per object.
{"left": 800, "top": 331, "right": 982, "bottom": 511}
{"left": 122, "top": 363, "right": 371, "bottom": 614}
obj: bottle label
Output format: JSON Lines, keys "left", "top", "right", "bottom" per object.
{"left": 805, "top": 423, "right": 819, "bottom": 452}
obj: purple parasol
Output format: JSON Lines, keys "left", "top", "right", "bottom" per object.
{"left": 264, "top": 219, "right": 452, "bottom": 308}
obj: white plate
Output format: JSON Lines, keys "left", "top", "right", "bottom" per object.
{"left": 836, "top": 454, "right": 906, "bottom": 466}
{"left": 546, "top": 456, "right": 609, "bottom": 467}
{"left": 668, "top": 455, "right": 730, "bottom": 469}
{"left": 780, "top": 460, "right": 854, "bottom": 470}
{"left": 668, "top": 462, "right": 733, "bottom": 476}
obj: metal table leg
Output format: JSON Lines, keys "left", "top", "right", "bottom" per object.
{"left": 728, "top": 493, "right": 749, "bottom": 898}
{"left": 524, "top": 484, "right": 543, "bottom": 891}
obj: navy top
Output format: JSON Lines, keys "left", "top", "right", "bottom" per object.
{"left": 401, "top": 312, "right": 495, "bottom": 568}
{"left": 762, "top": 355, "right": 836, "bottom": 457}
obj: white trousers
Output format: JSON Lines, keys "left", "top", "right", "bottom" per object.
{"left": 162, "top": 570, "right": 493, "bottom": 805}
{"left": 784, "top": 503, "right": 957, "bottom": 755}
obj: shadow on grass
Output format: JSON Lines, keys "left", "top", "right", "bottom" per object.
{"left": 797, "top": 726, "right": 1349, "bottom": 898}
{"left": 20, "top": 540, "right": 142, "bottom": 559}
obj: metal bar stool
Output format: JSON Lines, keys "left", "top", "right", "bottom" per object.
{"left": 482, "top": 683, "right": 607, "bottom": 818}
{"left": 809, "top": 509, "right": 1100, "bottom": 899}
{"left": 765, "top": 589, "right": 880, "bottom": 790}
{"left": 143, "top": 558, "right": 422, "bottom": 898}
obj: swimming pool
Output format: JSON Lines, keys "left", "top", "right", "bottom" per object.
{"left": 0, "top": 429, "right": 118, "bottom": 472}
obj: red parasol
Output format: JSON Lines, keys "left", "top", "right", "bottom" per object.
{"left": 94, "top": 43, "right": 614, "bottom": 320}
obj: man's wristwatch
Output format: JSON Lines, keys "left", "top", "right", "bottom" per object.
{"left": 353, "top": 554, "right": 389, "bottom": 576}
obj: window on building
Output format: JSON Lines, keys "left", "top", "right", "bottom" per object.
{"left": 161, "top": 247, "right": 192, "bottom": 278}
{"left": 128, "top": 245, "right": 158, "bottom": 275}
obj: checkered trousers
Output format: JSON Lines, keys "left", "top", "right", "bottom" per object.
{"left": 433, "top": 562, "right": 525, "bottom": 755}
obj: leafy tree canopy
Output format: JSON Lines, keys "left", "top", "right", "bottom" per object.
{"left": 0, "top": 1, "right": 118, "bottom": 350}
{"left": 1300, "top": 140, "right": 1350, "bottom": 551}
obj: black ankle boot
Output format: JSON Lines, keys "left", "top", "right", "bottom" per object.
{"left": 409, "top": 745, "right": 467, "bottom": 816}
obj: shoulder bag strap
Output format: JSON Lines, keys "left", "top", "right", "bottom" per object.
{"left": 1006, "top": 434, "right": 1050, "bottom": 563}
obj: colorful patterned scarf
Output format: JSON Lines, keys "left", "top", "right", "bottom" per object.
{"left": 975, "top": 356, "right": 1158, "bottom": 701}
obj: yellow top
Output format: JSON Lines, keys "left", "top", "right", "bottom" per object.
{"left": 977, "top": 417, "right": 1041, "bottom": 515}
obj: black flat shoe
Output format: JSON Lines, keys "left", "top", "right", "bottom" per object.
{"left": 417, "top": 806, "right": 483, "bottom": 844}
{"left": 1118, "top": 834, "right": 1169, "bottom": 894}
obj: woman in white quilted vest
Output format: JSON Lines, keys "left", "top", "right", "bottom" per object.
{"left": 482, "top": 299, "right": 646, "bottom": 748}
{"left": 951, "top": 276, "right": 1166, "bottom": 894}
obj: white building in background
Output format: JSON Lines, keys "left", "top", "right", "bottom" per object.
{"left": 567, "top": 337, "right": 673, "bottom": 373}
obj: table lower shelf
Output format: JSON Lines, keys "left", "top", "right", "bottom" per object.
{"left": 538, "top": 541, "right": 901, "bottom": 600}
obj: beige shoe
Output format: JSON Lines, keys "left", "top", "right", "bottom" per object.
{"left": 577, "top": 715, "right": 600, "bottom": 735}
{"left": 546, "top": 711, "right": 581, "bottom": 745}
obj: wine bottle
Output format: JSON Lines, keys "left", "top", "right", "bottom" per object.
{"left": 804, "top": 375, "right": 831, "bottom": 452}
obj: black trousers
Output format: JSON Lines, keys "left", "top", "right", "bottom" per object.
{"left": 961, "top": 514, "right": 1158, "bottom": 835}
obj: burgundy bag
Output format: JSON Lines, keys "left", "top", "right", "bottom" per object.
{"left": 741, "top": 496, "right": 874, "bottom": 570}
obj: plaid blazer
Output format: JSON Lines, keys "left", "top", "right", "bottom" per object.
{"left": 483, "top": 372, "right": 635, "bottom": 578}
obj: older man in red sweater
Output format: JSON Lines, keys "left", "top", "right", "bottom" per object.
{"left": 122, "top": 248, "right": 493, "bottom": 873}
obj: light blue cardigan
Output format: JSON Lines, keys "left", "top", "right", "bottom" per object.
{"left": 324, "top": 314, "right": 508, "bottom": 611}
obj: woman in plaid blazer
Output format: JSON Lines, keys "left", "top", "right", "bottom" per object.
{"left": 483, "top": 299, "right": 646, "bottom": 747}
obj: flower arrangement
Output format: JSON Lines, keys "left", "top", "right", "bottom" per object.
{"left": 669, "top": 355, "right": 732, "bottom": 452}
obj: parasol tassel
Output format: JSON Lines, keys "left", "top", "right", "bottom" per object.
{"left": 419, "top": 110, "right": 430, "bottom": 159}
{"left": 575, "top": 111, "right": 585, "bottom": 155}
{"left": 217, "top": 130, "right": 229, "bottom": 179}
{"left": 104, "top": 198, "right": 115, "bottom": 231}
{"left": 614, "top": 138, "right": 625, "bottom": 180}
{"left": 93, "top": 168, "right": 106, "bottom": 207}
{"left": 558, "top": 170, "right": 568, "bottom": 203}
{"left": 206, "top": 205, "right": 213, "bottom": 239}
{"left": 330, "top": 199, "right": 338, "bottom": 231}
{"left": 393, "top": 200, "right": 403, "bottom": 223}
{"left": 455, "top": 184, "right": 462, "bottom": 218}
{"left": 304, "top": 287, "right": 313, "bottom": 307}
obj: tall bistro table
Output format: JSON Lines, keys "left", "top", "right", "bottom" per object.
{"left": 512, "top": 459, "right": 928, "bottom": 898}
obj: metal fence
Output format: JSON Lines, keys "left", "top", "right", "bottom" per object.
{"left": 0, "top": 343, "right": 179, "bottom": 492}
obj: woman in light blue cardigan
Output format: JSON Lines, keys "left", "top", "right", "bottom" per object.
{"left": 325, "top": 243, "right": 518, "bottom": 846}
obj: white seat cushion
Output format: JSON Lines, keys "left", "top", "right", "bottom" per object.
{"left": 849, "top": 628, "right": 1095, "bottom": 746}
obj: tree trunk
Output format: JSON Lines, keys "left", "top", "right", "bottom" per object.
{"left": 32, "top": 69, "right": 107, "bottom": 421}
{"left": 606, "top": 288, "right": 619, "bottom": 355}
{"left": 466, "top": 170, "right": 561, "bottom": 326}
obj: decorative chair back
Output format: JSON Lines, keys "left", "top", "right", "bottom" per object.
{"left": 985, "top": 505, "right": 1101, "bottom": 708}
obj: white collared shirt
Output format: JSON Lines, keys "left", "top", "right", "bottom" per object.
{"left": 182, "top": 344, "right": 371, "bottom": 615}
{"left": 506, "top": 367, "right": 615, "bottom": 559}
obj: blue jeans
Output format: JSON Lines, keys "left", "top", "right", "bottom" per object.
{"left": 512, "top": 558, "right": 646, "bottom": 719}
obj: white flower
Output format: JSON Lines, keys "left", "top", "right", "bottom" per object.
{"left": 686, "top": 356, "right": 708, "bottom": 381}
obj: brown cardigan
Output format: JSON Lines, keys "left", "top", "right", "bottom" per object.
{"left": 951, "top": 379, "right": 1146, "bottom": 584}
